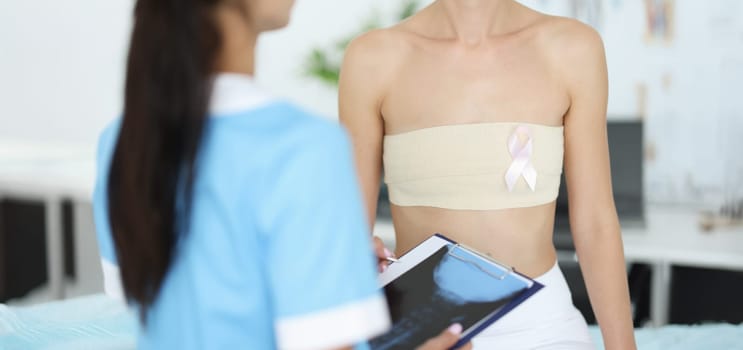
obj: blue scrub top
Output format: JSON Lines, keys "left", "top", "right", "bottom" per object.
{"left": 92, "top": 74, "right": 390, "bottom": 349}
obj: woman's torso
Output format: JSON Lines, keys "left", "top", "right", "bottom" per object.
{"left": 378, "top": 9, "right": 572, "bottom": 277}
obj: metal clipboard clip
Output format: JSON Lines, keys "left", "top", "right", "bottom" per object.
{"left": 446, "top": 244, "right": 514, "bottom": 281}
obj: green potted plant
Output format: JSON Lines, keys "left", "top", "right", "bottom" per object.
{"left": 303, "top": 0, "right": 420, "bottom": 87}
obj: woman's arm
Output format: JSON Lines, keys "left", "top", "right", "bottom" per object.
{"left": 556, "top": 22, "right": 637, "bottom": 350}
{"left": 338, "top": 31, "right": 394, "bottom": 229}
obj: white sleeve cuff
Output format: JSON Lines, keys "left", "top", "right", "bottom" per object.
{"left": 101, "top": 258, "right": 125, "bottom": 301}
{"left": 275, "top": 294, "right": 390, "bottom": 350}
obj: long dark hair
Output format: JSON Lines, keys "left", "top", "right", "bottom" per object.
{"left": 107, "top": 0, "right": 221, "bottom": 320}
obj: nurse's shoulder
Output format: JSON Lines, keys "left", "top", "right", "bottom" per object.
{"left": 212, "top": 101, "right": 353, "bottom": 170}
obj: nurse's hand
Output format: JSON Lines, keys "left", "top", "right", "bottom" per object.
{"left": 417, "top": 324, "right": 472, "bottom": 350}
{"left": 373, "top": 236, "right": 394, "bottom": 273}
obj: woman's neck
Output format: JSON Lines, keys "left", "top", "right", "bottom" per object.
{"left": 432, "top": 0, "right": 518, "bottom": 45}
{"left": 214, "top": 4, "right": 257, "bottom": 76}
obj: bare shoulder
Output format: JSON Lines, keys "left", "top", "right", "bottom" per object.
{"left": 532, "top": 16, "right": 604, "bottom": 63}
{"left": 342, "top": 27, "right": 410, "bottom": 78}
{"left": 532, "top": 16, "right": 607, "bottom": 84}
{"left": 340, "top": 27, "right": 415, "bottom": 106}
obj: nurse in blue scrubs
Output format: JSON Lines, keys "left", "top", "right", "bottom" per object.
{"left": 92, "top": 0, "right": 469, "bottom": 349}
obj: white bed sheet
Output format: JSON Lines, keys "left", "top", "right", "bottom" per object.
{"left": 0, "top": 294, "right": 135, "bottom": 350}
{"left": 1, "top": 293, "right": 741, "bottom": 350}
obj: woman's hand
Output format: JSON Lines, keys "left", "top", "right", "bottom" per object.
{"left": 416, "top": 324, "right": 472, "bottom": 350}
{"left": 372, "top": 236, "right": 394, "bottom": 273}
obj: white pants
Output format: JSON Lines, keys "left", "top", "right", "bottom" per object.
{"left": 472, "top": 262, "right": 595, "bottom": 349}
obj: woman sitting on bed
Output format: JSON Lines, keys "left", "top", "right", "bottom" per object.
{"left": 340, "top": 0, "right": 637, "bottom": 349}
{"left": 92, "top": 0, "right": 468, "bottom": 349}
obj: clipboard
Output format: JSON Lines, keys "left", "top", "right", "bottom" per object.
{"left": 370, "top": 234, "right": 543, "bottom": 350}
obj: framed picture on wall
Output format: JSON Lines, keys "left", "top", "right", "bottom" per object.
{"left": 644, "top": 0, "right": 675, "bottom": 44}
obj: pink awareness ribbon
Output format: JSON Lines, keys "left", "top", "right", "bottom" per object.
{"left": 505, "top": 125, "right": 537, "bottom": 192}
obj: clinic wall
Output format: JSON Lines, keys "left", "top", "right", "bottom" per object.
{"left": 0, "top": 0, "right": 132, "bottom": 146}
{"left": 522, "top": 0, "right": 743, "bottom": 204}
{"left": 0, "top": 0, "right": 404, "bottom": 146}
